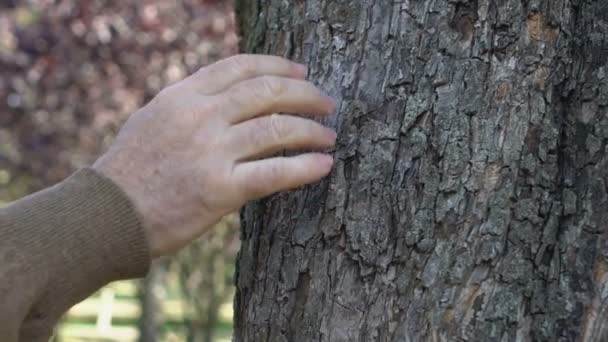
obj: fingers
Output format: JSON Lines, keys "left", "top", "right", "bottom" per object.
{"left": 189, "top": 54, "right": 307, "bottom": 94}
{"left": 227, "top": 114, "right": 336, "bottom": 160}
{"left": 232, "top": 153, "right": 334, "bottom": 200}
{"left": 219, "top": 76, "right": 335, "bottom": 124}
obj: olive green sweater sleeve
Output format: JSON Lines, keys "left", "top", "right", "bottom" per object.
{"left": 0, "top": 168, "right": 150, "bottom": 341}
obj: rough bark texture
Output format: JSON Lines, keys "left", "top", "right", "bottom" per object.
{"left": 235, "top": 1, "right": 608, "bottom": 341}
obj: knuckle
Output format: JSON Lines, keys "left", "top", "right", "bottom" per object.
{"left": 247, "top": 163, "right": 283, "bottom": 198}
{"left": 268, "top": 114, "right": 286, "bottom": 142}
{"left": 231, "top": 54, "right": 256, "bottom": 77}
{"left": 260, "top": 76, "right": 286, "bottom": 97}
{"left": 248, "top": 118, "right": 267, "bottom": 145}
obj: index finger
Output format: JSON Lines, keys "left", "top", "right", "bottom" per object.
{"left": 217, "top": 76, "right": 336, "bottom": 124}
{"left": 187, "top": 54, "right": 307, "bottom": 95}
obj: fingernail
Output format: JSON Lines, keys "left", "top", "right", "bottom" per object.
{"left": 326, "top": 96, "right": 337, "bottom": 112}
{"left": 294, "top": 63, "right": 308, "bottom": 76}
{"left": 321, "top": 154, "right": 334, "bottom": 169}
{"left": 329, "top": 130, "right": 338, "bottom": 143}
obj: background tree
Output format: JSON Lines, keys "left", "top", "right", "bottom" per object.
{"left": 234, "top": 1, "right": 608, "bottom": 341}
{"left": 176, "top": 214, "right": 240, "bottom": 342}
{"left": 0, "top": 0, "right": 237, "bottom": 199}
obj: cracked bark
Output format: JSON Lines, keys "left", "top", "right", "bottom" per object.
{"left": 234, "top": 1, "right": 608, "bottom": 341}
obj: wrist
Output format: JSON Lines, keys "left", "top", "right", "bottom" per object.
{"left": 92, "top": 153, "right": 162, "bottom": 258}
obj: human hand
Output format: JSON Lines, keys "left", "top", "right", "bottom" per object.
{"left": 92, "top": 55, "right": 336, "bottom": 258}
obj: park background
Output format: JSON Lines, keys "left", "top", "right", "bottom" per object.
{"left": 0, "top": 0, "right": 238, "bottom": 341}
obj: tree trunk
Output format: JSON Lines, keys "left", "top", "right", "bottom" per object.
{"left": 234, "top": 1, "right": 608, "bottom": 341}
{"left": 138, "top": 261, "right": 164, "bottom": 342}
{"left": 177, "top": 215, "right": 240, "bottom": 342}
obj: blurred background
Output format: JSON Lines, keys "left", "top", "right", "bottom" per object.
{"left": 0, "top": 0, "right": 239, "bottom": 341}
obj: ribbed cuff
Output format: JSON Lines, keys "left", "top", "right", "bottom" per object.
{"left": 54, "top": 168, "right": 152, "bottom": 281}
{"left": 3, "top": 168, "right": 150, "bottom": 323}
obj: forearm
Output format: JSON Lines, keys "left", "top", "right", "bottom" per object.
{"left": 0, "top": 168, "right": 150, "bottom": 340}
{"left": 0, "top": 53, "right": 336, "bottom": 341}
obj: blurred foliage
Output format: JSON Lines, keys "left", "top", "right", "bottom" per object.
{"left": 0, "top": 0, "right": 239, "bottom": 341}
{"left": 175, "top": 214, "right": 240, "bottom": 342}
{"left": 0, "top": 0, "right": 237, "bottom": 201}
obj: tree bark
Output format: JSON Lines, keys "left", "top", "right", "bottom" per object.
{"left": 234, "top": 1, "right": 608, "bottom": 341}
